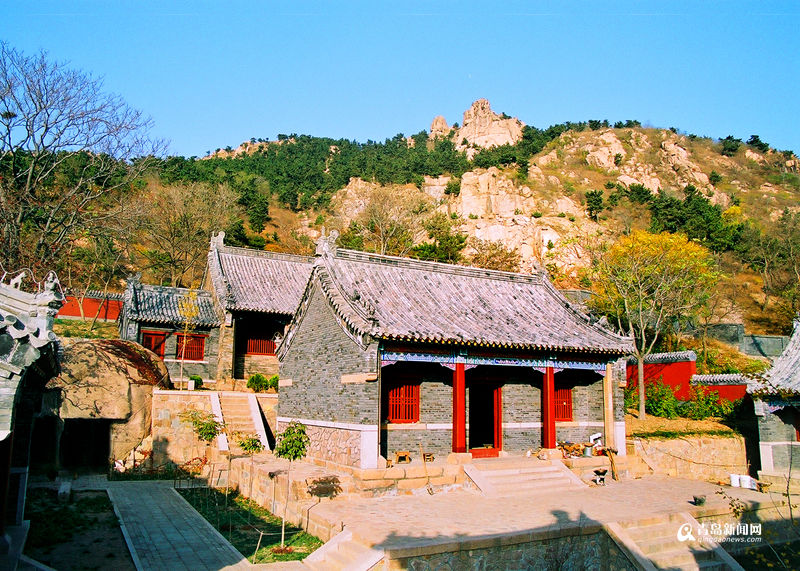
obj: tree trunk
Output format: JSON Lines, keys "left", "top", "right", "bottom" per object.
{"left": 637, "top": 357, "right": 646, "bottom": 420}
{"left": 281, "top": 461, "right": 291, "bottom": 548}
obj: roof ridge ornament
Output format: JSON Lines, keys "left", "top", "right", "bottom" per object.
{"left": 315, "top": 227, "right": 339, "bottom": 257}
{"left": 211, "top": 231, "right": 226, "bottom": 249}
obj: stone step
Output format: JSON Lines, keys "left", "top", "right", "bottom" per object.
{"left": 651, "top": 547, "right": 720, "bottom": 569}
{"left": 619, "top": 513, "right": 686, "bottom": 529}
{"left": 484, "top": 469, "right": 565, "bottom": 484}
{"left": 637, "top": 535, "right": 714, "bottom": 556}
{"left": 491, "top": 476, "right": 576, "bottom": 491}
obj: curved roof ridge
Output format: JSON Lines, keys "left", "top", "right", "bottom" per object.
{"left": 219, "top": 243, "right": 315, "bottom": 264}
{"left": 334, "top": 247, "right": 547, "bottom": 284}
{"left": 315, "top": 245, "right": 633, "bottom": 355}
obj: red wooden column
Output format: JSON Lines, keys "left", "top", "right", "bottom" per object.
{"left": 542, "top": 365, "right": 556, "bottom": 449}
{"left": 452, "top": 362, "right": 467, "bottom": 453}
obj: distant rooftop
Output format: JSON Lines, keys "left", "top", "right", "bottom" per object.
{"left": 207, "top": 232, "right": 314, "bottom": 315}
{"left": 123, "top": 279, "right": 220, "bottom": 327}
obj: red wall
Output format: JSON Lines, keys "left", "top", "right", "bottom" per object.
{"left": 626, "top": 360, "right": 697, "bottom": 400}
{"left": 704, "top": 384, "right": 748, "bottom": 402}
{"left": 626, "top": 359, "right": 746, "bottom": 402}
{"left": 58, "top": 295, "right": 122, "bottom": 321}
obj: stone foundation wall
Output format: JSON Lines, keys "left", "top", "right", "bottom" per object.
{"left": 631, "top": 435, "right": 748, "bottom": 482}
{"left": 243, "top": 354, "right": 279, "bottom": 379}
{"left": 278, "top": 420, "right": 363, "bottom": 468}
{"left": 354, "top": 460, "right": 468, "bottom": 495}
{"left": 151, "top": 390, "right": 217, "bottom": 465}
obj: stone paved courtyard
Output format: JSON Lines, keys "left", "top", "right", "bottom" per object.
{"left": 38, "top": 470, "right": 781, "bottom": 569}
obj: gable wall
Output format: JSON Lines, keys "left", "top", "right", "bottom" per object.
{"left": 278, "top": 281, "right": 379, "bottom": 468}
{"left": 279, "top": 280, "right": 379, "bottom": 424}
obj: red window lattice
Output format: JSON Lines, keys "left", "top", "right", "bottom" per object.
{"left": 141, "top": 331, "right": 166, "bottom": 359}
{"left": 245, "top": 338, "right": 276, "bottom": 355}
{"left": 386, "top": 383, "right": 420, "bottom": 423}
{"left": 554, "top": 387, "right": 573, "bottom": 422}
{"left": 176, "top": 334, "right": 206, "bottom": 361}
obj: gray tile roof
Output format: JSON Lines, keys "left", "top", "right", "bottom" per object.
{"left": 207, "top": 233, "right": 314, "bottom": 315}
{"left": 627, "top": 351, "right": 697, "bottom": 365}
{"left": 691, "top": 373, "right": 749, "bottom": 386}
{"left": 759, "top": 319, "right": 800, "bottom": 393}
{"left": 124, "top": 281, "right": 220, "bottom": 327}
{"left": 302, "top": 242, "right": 633, "bottom": 354}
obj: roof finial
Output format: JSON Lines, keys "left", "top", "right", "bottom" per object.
{"left": 211, "top": 231, "right": 226, "bottom": 249}
{"left": 315, "top": 228, "right": 339, "bottom": 257}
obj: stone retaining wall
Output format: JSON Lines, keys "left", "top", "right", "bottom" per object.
{"left": 388, "top": 526, "right": 633, "bottom": 570}
{"left": 631, "top": 435, "right": 748, "bottom": 482}
{"left": 151, "top": 390, "right": 217, "bottom": 465}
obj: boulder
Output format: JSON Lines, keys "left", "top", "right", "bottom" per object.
{"left": 48, "top": 339, "right": 170, "bottom": 460}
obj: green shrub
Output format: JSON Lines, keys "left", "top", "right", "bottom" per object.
{"left": 532, "top": 211, "right": 543, "bottom": 218}
{"left": 557, "top": 212, "right": 566, "bottom": 218}
{"left": 680, "top": 386, "right": 733, "bottom": 420}
{"left": 179, "top": 411, "right": 223, "bottom": 442}
{"left": 720, "top": 135, "right": 741, "bottom": 157}
{"left": 444, "top": 179, "right": 461, "bottom": 196}
{"left": 624, "top": 383, "right": 639, "bottom": 410}
{"left": 644, "top": 380, "right": 680, "bottom": 419}
{"left": 247, "top": 373, "right": 270, "bottom": 392}
{"left": 614, "top": 153, "right": 623, "bottom": 166}
{"left": 235, "top": 433, "right": 265, "bottom": 455}
{"left": 267, "top": 375, "right": 279, "bottom": 391}
{"left": 468, "top": 213, "right": 478, "bottom": 220}
{"left": 709, "top": 170, "right": 722, "bottom": 185}
{"left": 189, "top": 374, "right": 203, "bottom": 389}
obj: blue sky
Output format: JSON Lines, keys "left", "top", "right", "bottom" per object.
{"left": 4, "top": 1, "right": 799, "bottom": 157}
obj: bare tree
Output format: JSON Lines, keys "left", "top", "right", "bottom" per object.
{"left": 138, "top": 180, "right": 239, "bottom": 287}
{"left": 466, "top": 237, "right": 521, "bottom": 272}
{"left": 0, "top": 42, "right": 162, "bottom": 273}
{"left": 339, "top": 184, "right": 432, "bottom": 256}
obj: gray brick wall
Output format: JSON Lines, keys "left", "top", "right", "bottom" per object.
{"left": 279, "top": 281, "right": 379, "bottom": 425}
{"left": 758, "top": 407, "right": 798, "bottom": 443}
{"left": 131, "top": 323, "right": 221, "bottom": 383}
{"left": 380, "top": 366, "right": 615, "bottom": 456}
{"left": 770, "top": 444, "right": 800, "bottom": 471}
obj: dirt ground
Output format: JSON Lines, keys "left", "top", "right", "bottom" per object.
{"left": 24, "top": 489, "right": 135, "bottom": 571}
{"left": 625, "top": 411, "right": 736, "bottom": 436}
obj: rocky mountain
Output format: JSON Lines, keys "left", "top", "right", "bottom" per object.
{"left": 196, "top": 99, "right": 799, "bottom": 332}
{"left": 430, "top": 98, "right": 525, "bottom": 158}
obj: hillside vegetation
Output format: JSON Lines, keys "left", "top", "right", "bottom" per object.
{"left": 5, "top": 86, "right": 798, "bottom": 336}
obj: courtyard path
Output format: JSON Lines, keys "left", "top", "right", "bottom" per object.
{"left": 106, "top": 481, "right": 252, "bottom": 571}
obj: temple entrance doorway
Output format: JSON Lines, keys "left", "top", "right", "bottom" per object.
{"left": 468, "top": 369, "right": 503, "bottom": 458}
{"left": 59, "top": 419, "right": 112, "bottom": 471}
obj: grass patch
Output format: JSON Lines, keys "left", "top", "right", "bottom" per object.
{"left": 629, "top": 428, "right": 738, "bottom": 440}
{"left": 25, "top": 488, "right": 114, "bottom": 549}
{"left": 53, "top": 318, "right": 119, "bottom": 339}
{"left": 733, "top": 539, "right": 800, "bottom": 569}
{"left": 177, "top": 487, "right": 322, "bottom": 563}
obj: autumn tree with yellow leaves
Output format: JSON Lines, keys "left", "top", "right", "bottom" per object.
{"left": 591, "top": 231, "right": 720, "bottom": 419}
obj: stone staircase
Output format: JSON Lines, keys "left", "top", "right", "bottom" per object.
{"left": 463, "top": 457, "right": 586, "bottom": 496}
{"left": 218, "top": 392, "right": 269, "bottom": 453}
{"left": 606, "top": 512, "right": 744, "bottom": 570}
{"left": 564, "top": 453, "right": 652, "bottom": 483}
{"left": 303, "top": 530, "right": 384, "bottom": 571}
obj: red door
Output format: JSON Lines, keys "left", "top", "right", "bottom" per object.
{"left": 469, "top": 382, "right": 503, "bottom": 458}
